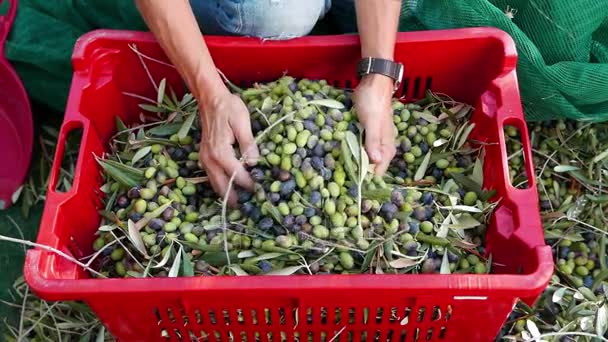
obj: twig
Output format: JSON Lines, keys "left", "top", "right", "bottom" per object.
{"left": 129, "top": 44, "right": 158, "bottom": 92}
{"left": 523, "top": 332, "right": 608, "bottom": 342}
{"left": 0, "top": 234, "right": 106, "bottom": 278}
{"left": 127, "top": 44, "right": 176, "bottom": 69}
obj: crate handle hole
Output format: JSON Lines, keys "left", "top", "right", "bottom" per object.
{"left": 503, "top": 125, "right": 531, "bottom": 189}
{"left": 53, "top": 126, "right": 83, "bottom": 193}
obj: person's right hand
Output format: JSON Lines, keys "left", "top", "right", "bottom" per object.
{"left": 198, "top": 88, "right": 259, "bottom": 206}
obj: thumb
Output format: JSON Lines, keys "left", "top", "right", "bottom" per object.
{"left": 364, "top": 121, "right": 383, "bottom": 164}
{"left": 231, "top": 117, "right": 259, "bottom": 165}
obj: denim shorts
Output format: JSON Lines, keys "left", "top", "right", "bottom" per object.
{"left": 190, "top": 0, "right": 356, "bottom": 39}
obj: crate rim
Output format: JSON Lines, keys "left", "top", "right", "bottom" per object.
{"left": 25, "top": 27, "right": 552, "bottom": 305}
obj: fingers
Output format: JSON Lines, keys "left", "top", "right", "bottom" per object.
{"left": 231, "top": 114, "right": 260, "bottom": 166}
{"left": 204, "top": 161, "right": 237, "bottom": 206}
{"left": 363, "top": 119, "right": 383, "bottom": 164}
{"left": 215, "top": 151, "right": 255, "bottom": 191}
{"left": 363, "top": 114, "right": 396, "bottom": 176}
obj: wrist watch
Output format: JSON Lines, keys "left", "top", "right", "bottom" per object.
{"left": 357, "top": 57, "right": 404, "bottom": 94}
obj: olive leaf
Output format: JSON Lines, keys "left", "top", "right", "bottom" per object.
{"left": 261, "top": 97, "right": 274, "bottom": 112}
{"left": 267, "top": 266, "right": 303, "bottom": 275}
{"left": 360, "top": 148, "right": 370, "bottom": 183}
{"left": 526, "top": 320, "right": 541, "bottom": 339}
{"left": 591, "top": 269, "right": 608, "bottom": 291}
{"left": 177, "top": 113, "right": 196, "bottom": 140}
{"left": 152, "top": 241, "right": 174, "bottom": 268}
{"left": 414, "top": 151, "right": 432, "bottom": 181}
{"left": 200, "top": 251, "right": 239, "bottom": 267}
{"left": 307, "top": 99, "right": 345, "bottom": 109}
{"left": 345, "top": 131, "right": 361, "bottom": 163}
{"left": 169, "top": 245, "right": 183, "bottom": 277}
{"left": 249, "top": 252, "right": 283, "bottom": 263}
{"left": 471, "top": 158, "right": 484, "bottom": 186}
{"left": 388, "top": 258, "right": 419, "bottom": 269}
{"left": 131, "top": 146, "right": 152, "bottom": 165}
{"left": 448, "top": 214, "right": 481, "bottom": 229}
{"left": 139, "top": 103, "right": 165, "bottom": 113}
{"left": 597, "top": 304, "right": 608, "bottom": 337}
{"left": 135, "top": 201, "right": 174, "bottom": 230}
{"left": 96, "top": 158, "right": 144, "bottom": 188}
{"left": 157, "top": 78, "right": 166, "bottom": 105}
{"left": 181, "top": 248, "right": 194, "bottom": 277}
{"left": 362, "top": 188, "right": 392, "bottom": 202}
{"left": 115, "top": 116, "right": 129, "bottom": 142}
{"left": 237, "top": 250, "right": 256, "bottom": 259}
{"left": 436, "top": 214, "right": 453, "bottom": 238}
{"left": 341, "top": 139, "right": 358, "bottom": 182}
{"left": 433, "top": 138, "right": 449, "bottom": 148}
{"left": 577, "top": 287, "right": 597, "bottom": 301}
{"left": 440, "top": 252, "right": 451, "bottom": 274}
{"left": 361, "top": 245, "right": 379, "bottom": 271}
{"left": 553, "top": 165, "right": 580, "bottom": 173}
{"left": 127, "top": 219, "right": 148, "bottom": 256}
{"left": 148, "top": 123, "right": 182, "bottom": 136}
{"left": 229, "top": 264, "right": 249, "bottom": 276}
{"left": 417, "top": 110, "right": 440, "bottom": 124}
{"left": 11, "top": 185, "right": 23, "bottom": 204}
{"left": 262, "top": 202, "right": 283, "bottom": 223}
{"left": 95, "top": 327, "right": 105, "bottom": 342}
{"left": 552, "top": 287, "right": 567, "bottom": 303}
{"left": 440, "top": 205, "right": 482, "bottom": 213}
{"left": 457, "top": 123, "right": 476, "bottom": 149}
{"left": 543, "top": 230, "right": 584, "bottom": 242}
{"left": 98, "top": 225, "right": 117, "bottom": 232}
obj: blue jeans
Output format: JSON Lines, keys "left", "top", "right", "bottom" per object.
{"left": 190, "top": 0, "right": 357, "bottom": 39}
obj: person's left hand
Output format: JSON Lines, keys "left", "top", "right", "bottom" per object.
{"left": 354, "top": 74, "right": 397, "bottom": 175}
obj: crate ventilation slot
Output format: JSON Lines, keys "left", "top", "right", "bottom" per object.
{"left": 154, "top": 305, "right": 452, "bottom": 341}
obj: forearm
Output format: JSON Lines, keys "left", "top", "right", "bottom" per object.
{"left": 355, "top": 0, "right": 402, "bottom": 60}
{"left": 135, "top": 0, "right": 226, "bottom": 104}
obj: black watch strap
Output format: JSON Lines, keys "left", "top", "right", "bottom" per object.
{"left": 357, "top": 57, "right": 404, "bottom": 93}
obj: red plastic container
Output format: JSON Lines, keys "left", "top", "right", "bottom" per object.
{"left": 0, "top": 0, "right": 33, "bottom": 208}
{"left": 25, "top": 28, "right": 553, "bottom": 342}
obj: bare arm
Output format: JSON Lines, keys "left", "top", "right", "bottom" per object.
{"left": 353, "top": 0, "right": 402, "bottom": 175}
{"left": 136, "top": 0, "right": 258, "bottom": 205}
{"left": 135, "top": 0, "right": 225, "bottom": 103}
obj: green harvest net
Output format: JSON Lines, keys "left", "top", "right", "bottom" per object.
{"left": 4, "top": 0, "right": 608, "bottom": 122}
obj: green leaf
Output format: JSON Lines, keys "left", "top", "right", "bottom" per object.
{"left": 362, "top": 188, "right": 392, "bottom": 202}
{"left": 361, "top": 245, "right": 378, "bottom": 271}
{"left": 179, "top": 240, "right": 223, "bottom": 252}
{"left": 433, "top": 138, "right": 449, "bottom": 148}
{"left": 440, "top": 205, "right": 482, "bottom": 213}
{"left": 307, "top": 99, "right": 344, "bottom": 109}
{"left": 388, "top": 257, "right": 420, "bottom": 269}
{"left": 240, "top": 263, "right": 262, "bottom": 274}
{"left": 345, "top": 131, "right": 361, "bottom": 163}
{"left": 11, "top": 185, "right": 23, "bottom": 204}
{"left": 249, "top": 252, "right": 284, "bottom": 263}
{"left": 152, "top": 241, "right": 174, "bottom": 269}
{"left": 553, "top": 165, "right": 580, "bottom": 173}
{"left": 415, "top": 151, "right": 432, "bottom": 181}
{"left": 448, "top": 214, "right": 481, "bottom": 229}
{"left": 177, "top": 113, "right": 197, "bottom": 139}
{"left": 139, "top": 103, "right": 166, "bottom": 113}
{"left": 115, "top": 116, "right": 129, "bottom": 142}
{"left": 543, "top": 230, "right": 585, "bottom": 242}
{"left": 169, "top": 245, "right": 183, "bottom": 277}
{"left": 262, "top": 202, "right": 283, "bottom": 223}
{"left": 96, "top": 158, "right": 144, "bottom": 188}
{"left": 471, "top": 158, "right": 484, "bottom": 186}
{"left": 457, "top": 123, "right": 475, "bottom": 149}
{"left": 95, "top": 326, "right": 105, "bottom": 342}
{"left": 417, "top": 110, "right": 439, "bottom": 124}
{"left": 360, "top": 148, "right": 370, "bottom": 183}
{"left": 261, "top": 96, "right": 274, "bottom": 112}
{"left": 597, "top": 304, "right": 607, "bottom": 337}
{"left": 148, "top": 123, "right": 182, "bottom": 136}
{"left": 157, "top": 78, "right": 166, "bottom": 105}
{"left": 576, "top": 287, "right": 597, "bottom": 301}
{"left": 98, "top": 225, "right": 117, "bottom": 232}
{"left": 341, "top": 139, "right": 358, "bottom": 182}
{"left": 228, "top": 264, "right": 249, "bottom": 276}
{"left": 440, "top": 252, "right": 451, "bottom": 274}
{"left": 591, "top": 269, "right": 608, "bottom": 291}
{"left": 552, "top": 287, "right": 567, "bottom": 303}
{"left": 267, "top": 265, "right": 303, "bottom": 275}
{"left": 131, "top": 146, "right": 152, "bottom": 165}
{"left": 237, "top": 250, "right": 256, "bottom": 258}
{"left": 181, "top": 248, "right": 194, "bottom": 277}
{"left": 128, "top": 219, "right": 148, "bottom": 256}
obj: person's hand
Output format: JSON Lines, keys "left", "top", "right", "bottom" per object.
{"left": 198, "top": 88, "right": 259, "bottom": 205}
{"left": 354, "top": 74, "right": 397, "bottom": 175}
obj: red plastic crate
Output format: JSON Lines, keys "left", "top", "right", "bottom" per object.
{"left": 25, "top": 28, "right": 553, "bottom": 342}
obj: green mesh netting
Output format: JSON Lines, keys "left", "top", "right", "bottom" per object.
{"left": 5, "top": 0, "right": 608, "bottom": 121}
